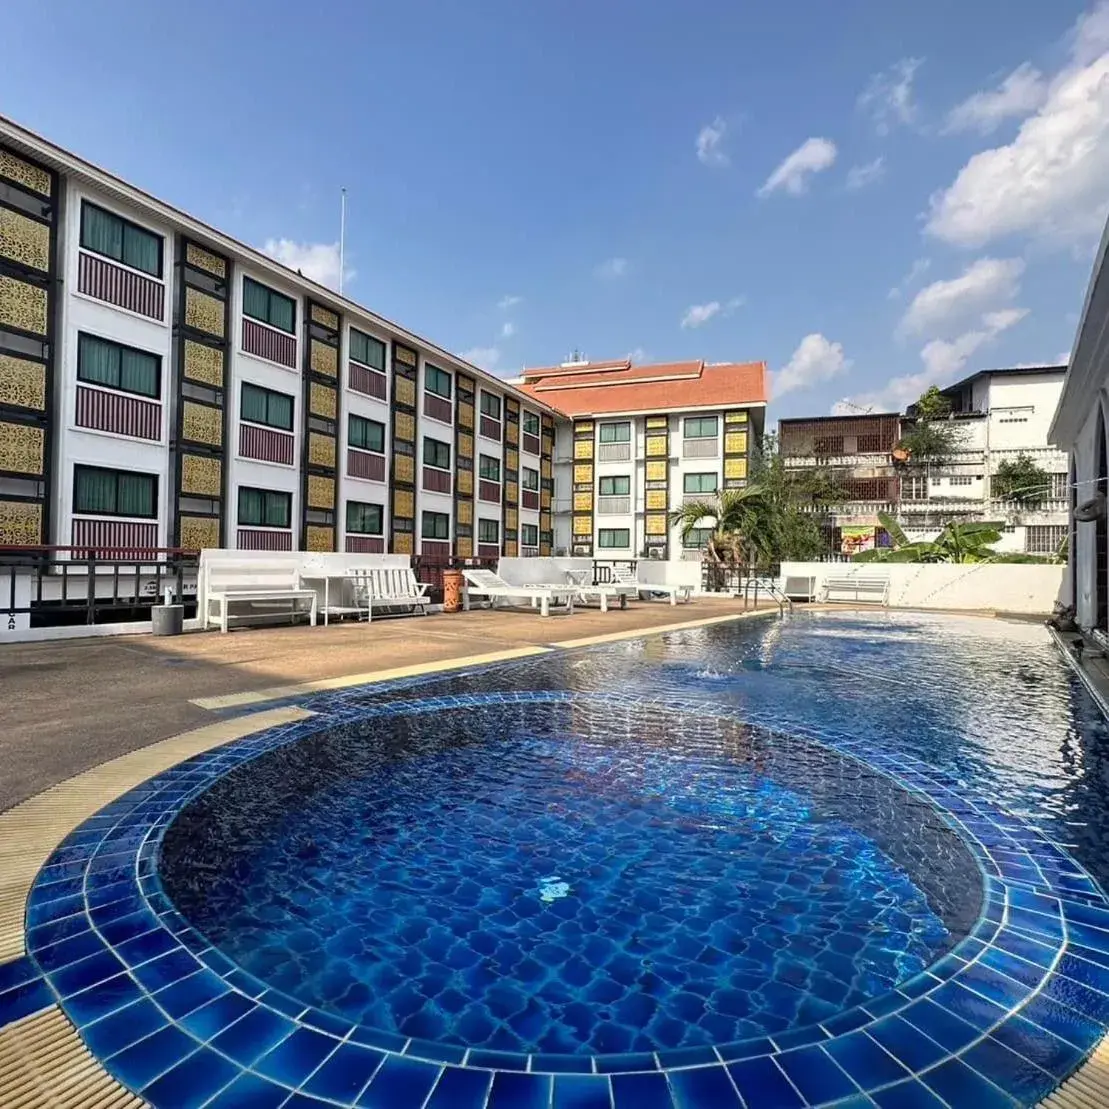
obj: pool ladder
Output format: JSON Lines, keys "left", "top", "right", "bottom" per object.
{"left": 732, "top": 576, "right": 793, "bottom": 617}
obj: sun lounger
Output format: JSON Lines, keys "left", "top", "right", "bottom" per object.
{"left": 610, "top": 565, "right": 693, "bottom": 606}
{"left": 462, "top": 568, "right": 576, "bottom": 617}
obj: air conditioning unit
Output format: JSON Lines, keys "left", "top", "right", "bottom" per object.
{"left": 572, "top": 544, "right": 591, "bottom": 556}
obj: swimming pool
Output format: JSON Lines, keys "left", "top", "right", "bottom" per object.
{"left": 20, "top": 611, "right": 1109, "bottom": 1107}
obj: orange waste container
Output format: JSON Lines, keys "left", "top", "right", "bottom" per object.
{"left": 443, "top": 569, "right": 464, "bottom": 613}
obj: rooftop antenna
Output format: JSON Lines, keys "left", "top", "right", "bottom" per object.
{"left": 338, "top": 187, "right": 347, "bottom": 296}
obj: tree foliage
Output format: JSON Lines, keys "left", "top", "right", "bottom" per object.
{"left": 896, "top": 386, "right": 963, "bottom": 469}
{"left": 855, "top": 515, "right": 1005, "bottom": 563}
{"left": 990, "top": 454, "right": 1052, "bottom": 505}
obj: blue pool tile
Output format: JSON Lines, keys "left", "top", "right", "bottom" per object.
{"left": 107, "top": 1023, "right": 197, "bottom": 1090}
{"left": 921, "top": 1058, "right": 1017, "bottom": 1109}
{"left": 51, "top": 949, "right": 125, "bottom": 998}
{"left": 81, "top": 998, "right": 167, "bottom": 1057}
{"left": 553, "top": 1074, "right": 612, "bottom": 1109}
{"left": 929, "top": 980, "right": 1008, "bottom": 1031}
{"left": 962, "top": 1035, "right": 1059, "bottom": 1105}
{"left": 824, "top": 1029, "right": 909, "bottom": 1089}
{"left": 32, "top": 930, "right": 107, "bottom": 973}
{"left": 1020, "top": 991, "right": 1106, "bottom": 1051}
{"left": 179, "top": 990, "right": 255, "bottom": 1040}
{"left": 1068, "top": 920, "right": 1109, "bottom": 954}
{"left": 657, "top": 1045, "right": 719, "bottom": 1069}
{"left": 978, "top": 946, "right": 1045, "bottom": 989}
{"left": 772, "top": 1024, "right": 829, "bottom": 1050}
{"left": 611, "top": 1072, "right": 675, "bottom": 1109}
{"left": 990, "top": 1012, "right": 1083, "bottom": 1079}
{"left": 861, "top": 990, "right": 909, "bottom": 1018}
{"left": 27, "top": 892, "right": 84, "bottom": 927}
{"left": 951, "top": 962, "right": 1031, "bottom": 1010}
{"left": 115, "top": 926, "right": 180, "bottom": 968}
{"left": 348, "top": 1024, "right": 408, "bottom": 1052}
{"left": 98, "top": 909, "right": 159, "bottom": 947}
{"left": 821, "top": 1008, "right": 872, "bottom": 1036}
{"left": 727, "top": 1056, "right": 803, "bottom": 1109}
{"left": 1008, "top": 907, "right": 1064, "bottom": 941}
{"left": 487, "top": 1071, "right": 554, "bottom": 1109}
{"left": 425, "top": 1066, "right": 494, "bottom": 1109}
{"left": 1060, "top": 897, "right": 1109, "bottom": 933}
{"left": 254, "top": 1025, "right": 339, "bottom": 1088}
{"left": 775, "top": 1047, "right": 857, "bottom": 1105}
{"left": 870, "top": 1079, "right": 947, "bottom": 1109}
{"left": 191, "top": 1067, "right": 285, "bottom": 1108}
{"left": 356, "top": 1053, "right": 442, "bottom": 1108}
{"left": 1044, "top": 969, "right": 1109, "bottom": 1022}
{"left": 27, "top": 913, "right": 91, "bottom": 950}
{"left": 209, "top": 1005, "right": 296, "bottom": 1066}
{"left": 533, "top": 1053, "right": 595, "bottom": 1073}
{"left": 0, "top": 976, "right": 52, "bottom": 1027}
{"left": 668, "top": 1064, "right": 741, "bottom": 1108}
{"left": 132, "top": 947, "right": 203, "bottom": 993}
{"left": 303, "top": 1043, "right": 385, "bottom": 1102}
{"left": 258, "top": 988, "right": 307, "bottom": 1020}
{"left": 866, "top": 1016, "right": 947, "bottom": 1071}
{"left": 596, "top": 1050, "right": 660, "bottom": 1072}
{"left": 468, "top": 1049, "right": 531, "bottom": 1071}
{"left": 65, "top": 972, "right": 142, "bottom": 1025}
{"left": 154, "top": 970, "right": 229, "bottom": 1019}
{"left": 899, "top": 999, "right": 980, "bottom": 1053}
{"left": 405, "top": 1038, "right": 467, "bottom": 1064}
{"left": 300, "top": 1006, "right": 355, "bottom": 1038}
{"left": 994, "top": 930, "right": 1055, "bottom": 969}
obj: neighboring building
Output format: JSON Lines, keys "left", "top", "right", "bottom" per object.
{"left": 780, "top": 366, "right": 1068, "bottom": 557}
{"left": 513, "top": 358, "right": 768, "bottom": 559}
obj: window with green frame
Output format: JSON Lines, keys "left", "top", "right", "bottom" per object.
{"left": 480, "top": 392, "right": 501, "bottom": 419}
{"left": 242, "top": 277, "right": 296, "bottom": 334}
{"left": 522, "top": 467, "right": 539, "bottom": 491}
{"left": 80, "top": 202, "right": 163, "bottom": 278}
{"left": 598, "top": 528, "right": 631, "bottom": 548}
{"left": 523, "top": 411, "right": 540, "bottom": 436}
{"left": 346, "top": 500, "right": 383, "bottom": 535}
{"left": 423, "top": 437, "right": 451, "bottom": 469}
{"left": 425, "top": 364, "right": 452, "bottom": 399}
{"left": 349, "top": 414, "right": 385, "bottom": 452}
{"left": 684, "top": 416, "right": 719, "bottom": 439}
{"left": 349, "top": 329, "right": 386, "bottom": 370}
{"left": 479, "top": 454, "right": 501, "bottom": 481}
{"left": 521, "top": 523, "right": 539, "bottom": 546}
{"left": 599, "top": 422, "right": 631, "bottom": 443}
{"left": 238, "top": 487, "right": 291, "bottom": 528}
{"left": 683, "top": 526, "right": 715, "bottom": 548}
{"left": 76, "top": 333, "right": 160, "bottom": 399}
{"left": 422, "top": 511, "right": 449, "bottom": 540}
{"left": 73, "top": 465, "right": 157, "bottom": 518}
{"left": 240, "top": 382, "right": 294, "bottom": 430}
{"left": 683, "top": 472, "right": 718, "bottom": 494}
{"left": 599, "top": 475, "right": 631, "bottom": 496}
{"left": 478, "top": 518, "right": 499, "bottom": 543}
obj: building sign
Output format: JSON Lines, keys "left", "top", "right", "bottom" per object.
{"left": 841, "top": 525, "right": 875, "bottom": 556}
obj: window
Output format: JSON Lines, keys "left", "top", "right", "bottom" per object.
{"left": 522, "top": 467, "right": 539, "bottom": 491}
{"left": 523, "top": 412, "right": 540, "bottom": 436}
{"left": 479, "top": 455, "right": 501, "bottom": 481}
{"left": 684, "top": 416, "right": 718, "bottom": 439}
{"left": 902, "top": 474, "right": 928, "bottom": 500}
{"left": 600, "top": 422, "right": 631, "bottom": 443}
{"left": 349, "top": 414, "right": 385, "bottom": 453}
{"left": 478, "top": 519, "right": 499, "bottom": 543}
{"left": 683, "top": 527, "right": 714, "bottom": 549}
{"left": 683, "top": 473, "right": 718, "bottom": 494}
{"left": 425, "top": 364, "right": 452, "bottom": 399}
{"left": 238, "top": 487, "right": 291, "bottom": 528}
{"left": 80, "top": 202, "right": 162, "bottom": 277}
{"left": 241, "top": 382, "right": 294, "bottom": 431}
{"left": 813, "top": 435, "right": 844, "bottom": 455}
{"left": 948, "top": 475, "right": 974, "bottom": 486}
{"left": 855, "top": 434, "right": 883, "bottom": 454}
{"left": 1026, "top": 525, "right": 1067, "bottom": 555}
{"left": 599, "top": 475, "right": 631, "bottom": 496}
{"left": 349, "top": 329, "right": 386, "bottom": 370}
{"left": 346, "top": 501, "right": 382, "bottom": 535}
{"left": 242, "top": 277, "right": 296, "bottom": 334}
{"left": 423, "top": 437, "right": 451, "bottom": 469}
{"left": 422, "top": 511, "right": 450, "bottom": 540}
{"left": 77, "top": 333, "right": 160, "bottom": 399}
{"left": 598, "top": 528, "right": 631, "bottom": 549}
{"left": 480, "top": 392, "right": 501, "bottom": 420}
{"left": 522, "top": 523, "right": 539, "bottom": 547}
{"left": 73, "top": 465, "right": 156, "bottom": 518}
{"left": 1050, "top": 472, "right": 1068, "bottom": 499}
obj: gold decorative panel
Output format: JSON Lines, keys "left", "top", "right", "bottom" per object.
{"left": 394, "top": 454, "right": 414, "bottom": 483}
{"left": 179, "top": 515, "right": 220, "bottom": 551}
{"left": 573, "top": 440, "right": 593, "bottom": 460}
{"left": 506, "top": 481, "right": 519, "bottom": 503}
{"left": 310, "top": 340, "right": 338, "bottom": 379}
{"left": 504, "top": 541, "right": 518, "bottom": 557}
{"left": 310, "top": 383, "right": 337, "bottom": 419}
{"left": 394, "top": 412, "right": 415, "bottom": 441}
{"left": 308, "top": 432, "right": 336, "bottom": 468}
{"left": 725, "top": 410, "right": 748, "bottom": 424}
{"left": 186, "top": 243, "right": 226, "bottom": 277}
{"left": 505, "top": 447, "right": 519, "bottom": 470}
{"left": 457, "top": 432, "right": 473, "bottom": 459}
{"left": 0, "top": 353, "right": 45, "bottom": 411}
{"left": 456, "top": 536, "right": 473, "bottom": 558}
{"left": 185, "top": 287, "right": 225, "bottom": 338}
{"left": 393, "top": 532, "right": 414, "bottom": 555}
{"left": 541, "top": 459, "right": 552, "bottom": 479}
{"left": 306, "top": 525, "right": 334, "bottom": 552}
{"left": 574, "top": 421, "right": 594, "bottom": 434}
{"left": 183, "top": 340, "right": 223, "bottom": 387}
{"left": 573, "top": 515, "right": 593, "bottom": 536}
{"left": 457, "top": 500, "right": 472, "bottom": 525}
{"left": 394, "top": 489, "right": 415, "bottom": 516}
{"left": 0, "top": 151, "right": 51, "bottom": 196}
{"left": 725, "top": 432, "right": 748, "bottom": 454}
{"left": 646, "top": 416, "right": 668, "bottom": 429}
{"left": 505, "top": 507, "right": 518, "bottom": 529}
{"left": 0, "top": 208, "right": 50, "bottom": 272}
{"left": 311, "top": 304, "right": 339, "bottom": 329}
{"left": 0, "top": 275, "right": 47, "bottom": 336}
{"left": 182, "top": 402, "right": 222, "bottom": 447}
{"left": 181, "top": 454, "right": 221, "bottom": 497}
{"left": 395, "top": 377, "right": 416, "bottom": 407}
{"left": 724, "top": 458, "right": 748, "bottom": 479}
{"left": 457, "top": 470, "right": 473, "bottom": 496}
{"left": 395, "top": 345, "right": 417, "bottom": 367}
{"left": 645, "top": 436, "right": 667, "bottom": 458}
{"left": 307, "top": 475, "right": 335, "bottom": 509}
{"left": 506, "top": 422, "right": 518, "bottom": 445}
{"left": 0, "top": 421, "right": 44, "bottom": 474}
{"left": 573, "top": 492, "right": 592, "bottom": 512}
{"left": 573, "top": 464, "right": 592, "bottom": 484}
{"left": 646, "top": 460, "right": 667, "bottom": 481}
{"left": 646, "top": 489, "right": 667, "bottom": 510}
{"left": 458, "top": 402, "right": 474, "bottom": 429}
{"left": 645, "top": 515, "right": 668, "bottom": 535}
{"left": 0, "top": 499, "right": 42, "bottom": 544}
{"left": 541, "top": 490, "right": 551, "bottom": 509}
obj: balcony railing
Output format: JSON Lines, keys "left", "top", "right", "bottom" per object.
{"left": 479, "top": 415, "right": 501, "bottom": 440}
{"left": 478, "top": 480, "right": 501, "bottom": 503}
{"left": 424, "top": 393, "right": 453, "bottom": 424}
{"left": 682, "top": 438, "right": 719, "bottom": 459}
{"left": 240, "top": 424, "right": 295, "bottom": 465}
{"left": 242, "top": 317, "right": 296, "bottom": 369}
{"left": 597, "top": 495, "right": 631, "bottom": 515}
{"left": 522, "top": 433, "right": 541, "bottom": 456}
{"left": 71, "top": 518, "right": 159, "bottom": 558}
{"left": 76, "top": 385, "right": 161, "bottom": 441}
{"left": 521, "top": 490, "right": 540, "bottom": 510}
{"left": 422, "top": 467, "right": 452, "bottom": 495}
{"left": 597, "top": 442, "right": 631, "bottom": 462}
{"left": 346, "top": 535, "right": 384, "bottom": 553}
{"left": 78, "top": 252, "right": 165, "bottom": 321}
{"left": 348, "top": 448, "right": 386, "bottom": 482}
{"left": 349, "top": 364, "right": 387, "bottom": 400}
{"left": 237, "top": 528, "right": 293, "bottom": 551}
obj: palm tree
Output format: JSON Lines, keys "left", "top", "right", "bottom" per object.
{"left": 669, "top": 485, "right": 771, "bottom": 567}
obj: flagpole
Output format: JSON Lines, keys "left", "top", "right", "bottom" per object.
{"left": 339, "top": 187, "right": 347, "bottom": 296}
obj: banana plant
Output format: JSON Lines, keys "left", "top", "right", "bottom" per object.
{"left": 853, "top": 514, "right": 1004, "bottom": 563}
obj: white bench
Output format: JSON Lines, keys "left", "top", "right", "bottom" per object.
{"left": 821, "top": 575, "right": 890, "bottom": 605}
{"left": 462, "top": 568, "right": 577, "bottom": 617}
{"left": 348, "top": 567, "right": 430, "bottom": 622}
{"left": 783, "top": 575, "right": 817, "bottom": 602}
{"left": 611, "top": 565, "right": 693, "bottom": 606}
{"left": 202, "top": 561, "right": 318, "bottom": 633}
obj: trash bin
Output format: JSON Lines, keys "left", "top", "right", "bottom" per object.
{"left": 152, "top": 604, "right": 184, "bottom": 636}
{"left": 443, "top": 569, "right": 464, "bottom": 613}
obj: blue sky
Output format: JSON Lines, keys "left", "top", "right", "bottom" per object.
{"left": 5, "top": 0, "right": 1109, "bottom": 419}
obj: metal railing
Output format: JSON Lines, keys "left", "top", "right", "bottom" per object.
{"left": 596, "top": 495, "right": 632, "bottom": 515}
{"left": 682, "top": 439, "right": 719, "bottom": 459}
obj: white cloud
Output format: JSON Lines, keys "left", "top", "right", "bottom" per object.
{"left": 927, "top": 7, "right": 1109, "bottom": 248}
{"left": 888, "top": 257, "right": 931, "bottom": 300}
{"left": 497, "top": 294, "right": 522, "bottom": 310}
{"left": 757, "top": 138, "right": 837, "bottom": 197}
{"left": 832, "top": 370, "right": 933, "bottom": 415}
{"left": 626, "top": 347, "right": 648, "bottom": 363}
{"left": 899, "top": 257, "right": 1025, "bottom": 337}
{"left": 461, "top": 346, "right": 501, "bottom": 372}
{"left": 858, "top": 58, "right": 924, "bottom": 135}
{"left": 501, "top": 321, "right": 516, "bottom": 338}
{"left": 919, "top": 307, "right": 1028, "bottom": 378}
{"left": 845, "top": 157, "right": 886, "bottom": 191}
{"left": 771, "top": 333, "right": 850, "bottom": 398}
{"left": 679, "top": 296, "right": 744, "bottom": 329}
{"left": 943, "top": 62, "right": 1048, "bottom": 134}
{"left": 696, "top": 116, "right": 729, "bottom": 166}
{"left": 1057, "top": 349, "right": 1072, "bottom": 364}
{"left": 262, "top": 239, "right": 352, "bottom": 290}
{"left": 595, "top": 257, "right": 629, "bottom": 279}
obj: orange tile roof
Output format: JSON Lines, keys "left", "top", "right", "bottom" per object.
{"left": 517, "top": 359, "right": 767, "bottom": 417}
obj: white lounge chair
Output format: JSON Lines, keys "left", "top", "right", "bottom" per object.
{"left": 561, "top": 571, "right": 626, "bottom": 613}
{"left": 610, "top": 565, "right": 693, "bottom": 606}
{"left": 348, "top": 567, "right": 431, "bottom": 622}
{"left": 202, "top": 559, "right": 317, "bottom": 633}
{"left": 462, "top": 568, "right": 577, "bottom": 617}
